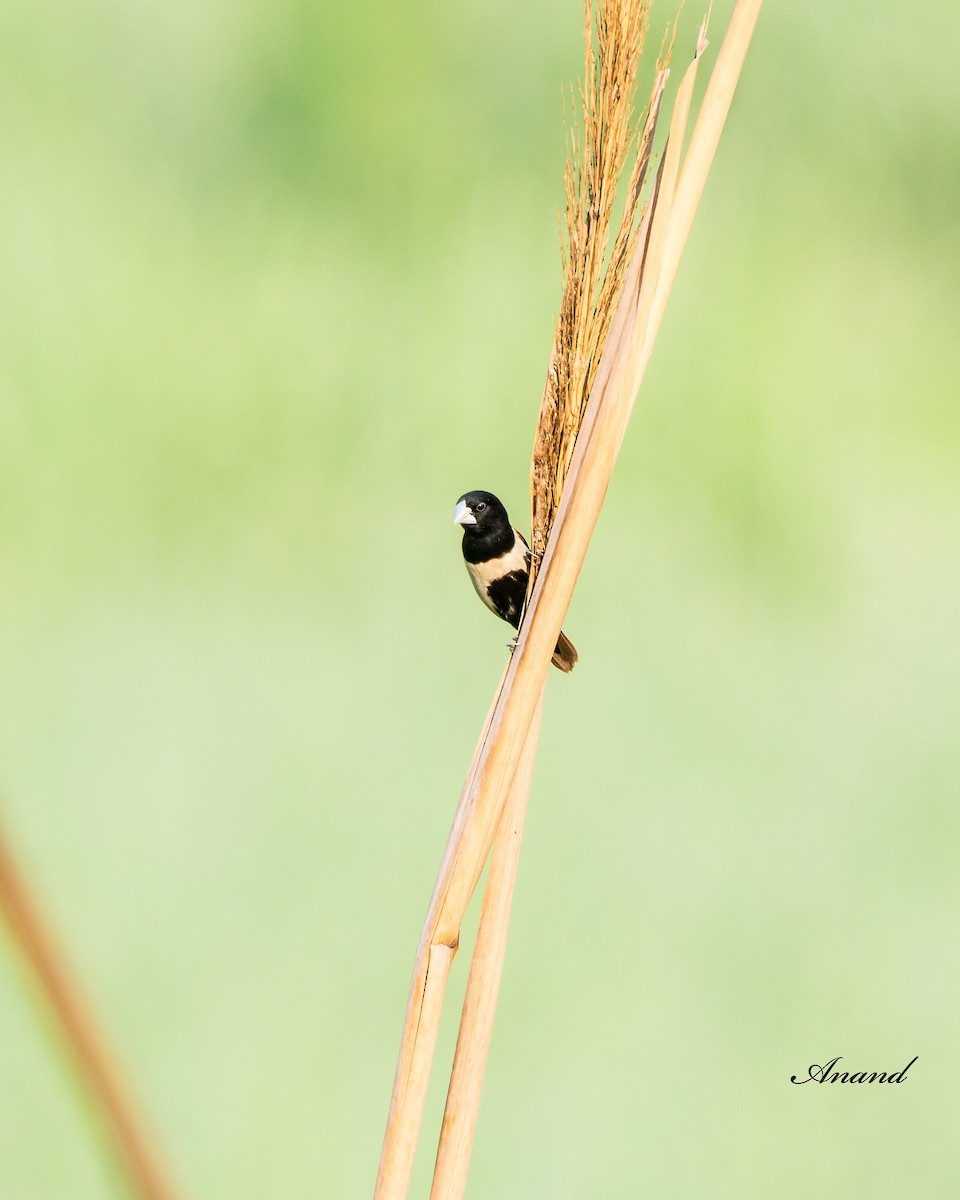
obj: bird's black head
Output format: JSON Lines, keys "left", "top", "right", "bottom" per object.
{"left": 453, "top": 490, "right": 513, "bottom": 551}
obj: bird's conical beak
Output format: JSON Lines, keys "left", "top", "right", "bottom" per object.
{"left": 453, "top": 499, "right": 476, "bottom": 526}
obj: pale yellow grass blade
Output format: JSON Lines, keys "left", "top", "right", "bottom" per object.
{"left": 0, "top": 825, "right": 184, "bottom": 1200}
{"left": 374, "top": 667, "right": 513, "bottom": 1200}
{"left": 429, "top": 692, "right": 545, "bottom": 1200}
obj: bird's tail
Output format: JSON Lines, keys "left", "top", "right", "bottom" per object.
{"left": 551, "top": 630, "right": 578, "bottom": 673}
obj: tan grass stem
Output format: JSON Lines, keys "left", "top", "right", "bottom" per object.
{"left": 656, "top": 0, "right": 764, "bottom": 346}
{"left": 0, "top": 825, "right": 184, "bottom": 1200}
{"left": 429, "top": 692, "right": 545, "bottom": 1200}
{"left": 374, "top": 668, "right": 516, "bottom": 1199}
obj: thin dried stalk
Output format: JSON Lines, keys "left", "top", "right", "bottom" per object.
{"left": 607, "top": 19, "right": 712, "bottom": 448}
{"left": 374, "top": 692, "right": 548, "bottom": 1200}
{"left": 660, "top": 0, "right": 763, "bottom": 340}
{"left": 429, "top": 693, "right": 545, "bottom": 1200}
{"left": 374, "top": 667, "right": 520, "bottom": 1200}
{"left": 375, "top": 3, "right": 763, "bottom": 1196}
{"left": 0, "top": 825, "right": 183, "bottom": 1200}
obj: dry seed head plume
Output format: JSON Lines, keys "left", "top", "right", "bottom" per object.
{"left": 530, "top": 0, "right": 673, "bottom": 578}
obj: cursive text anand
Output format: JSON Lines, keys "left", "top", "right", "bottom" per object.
{"left": 790, "top": 1055, "right": 917, "bottom": 1085}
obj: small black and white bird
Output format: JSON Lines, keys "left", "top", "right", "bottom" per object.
{"left": 453, "top": 489, "right": 578, "bottom": 672}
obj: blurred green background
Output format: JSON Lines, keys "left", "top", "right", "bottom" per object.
{"left": 1, "top": 0, "right": 958, "bottom": 1195}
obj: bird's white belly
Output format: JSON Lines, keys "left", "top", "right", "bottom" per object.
{"left": 464, "top": 537, "right": 529, "bottom": 613}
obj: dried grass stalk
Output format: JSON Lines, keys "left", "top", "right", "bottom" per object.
{"left": 428, "top": 692, "right": 544, "bottom": 1200}
{"left": 374, "top": 667, "right": 519, "bottom": 1200}
{"left": 0, "top": 824, "right": 183, "bottom": 1200}
{"left": 375, "top": 3, "right": 763, "bottom": 1197}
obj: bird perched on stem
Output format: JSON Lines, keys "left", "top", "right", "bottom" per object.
{"left": 453, "top": 490, "right": 578, "bottom": 672}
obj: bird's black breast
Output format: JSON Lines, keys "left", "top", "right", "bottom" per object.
{"left": 485, "top": 568, "right": 528, "bottom": 629}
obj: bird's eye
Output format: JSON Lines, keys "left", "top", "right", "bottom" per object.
{"left": 476, "top": 501, "right": 486, "bottom": 512}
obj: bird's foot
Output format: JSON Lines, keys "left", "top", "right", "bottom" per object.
{"left": 506, "top": 636, "right": 518, "bottom": 654}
